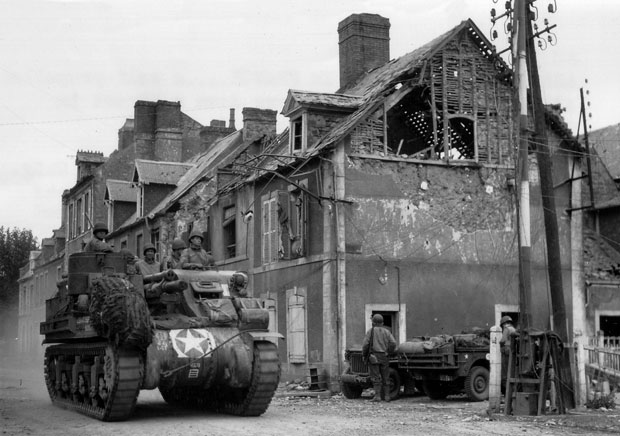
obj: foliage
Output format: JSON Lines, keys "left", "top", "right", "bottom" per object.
{"left": 586, "top": 392, "right": 616, "bottom": 410}
{"left": 0, "top": 226, "right": 39, "bottom": 309}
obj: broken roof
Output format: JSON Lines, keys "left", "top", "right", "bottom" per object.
{"left": 105, "top": 179, "right": 137, "bottom": 202}
{"left": 282, "top": 90, "right": 364, "bottom": 117}
{"left": 133, "top": 159, "right": 194, "bottom": 185}
{"left": 589, "top": 123, "right": 620, "bottom": 180}
{"left": 584, "top": 229, "right": 620, "bottom": 280}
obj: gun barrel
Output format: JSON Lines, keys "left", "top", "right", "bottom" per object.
{"left": 161, "top": 280, "right": 188, "bottom": 293}
{"left": 143, "top": 269, "right": 177, "bottom": 284}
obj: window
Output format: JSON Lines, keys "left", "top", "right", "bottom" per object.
{"left": 106, "top": 200, "right": 114, "bottom": 232}
{"left": 84, "top": 191, "right": 91, "bottom": 232}
{"left": 151, "top": 228, "right": 160, "bottom": 250}
{"left": 76, "top": 198, "right": 83, "bottom": 235}
{"left": 68, "top": 203, "right": 74, "bottom": 239}
{"left": 137, "top": 184, "right": 144, "bottom": 218}
{"left": 262, "top": 195, "right": 278, "bottom": 264}
{"left": 223, "top": 206, "right": 236, "bottom": 258}
{"left": 287, "top": 288, "right": 307, "bottom": 363}
{"left": 261, "top": 183, "right": 308, "bottom": 264}
{"left": 136, "top": 234, "right": 143, "bottom": 259}
{"left": 290, "top": 114, "right": 307, "bottom": 154}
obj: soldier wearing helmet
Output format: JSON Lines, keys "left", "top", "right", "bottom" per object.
{"left": 362, "top": 314, "right": 397, "bottom": 402}
{"left": 83, "top": 222, "right": 113, "bottom": 253}
{"left": 179, "top": 229, "right": 215, "bottom": 270}
{"left": 160, "top": 238, "right": 186, "bottom": 270}
{"left": 499, "top": 315, "right": 516, "bottom": 392}
{"left": 136, "top": 243, "right": 160, "bottom": 276}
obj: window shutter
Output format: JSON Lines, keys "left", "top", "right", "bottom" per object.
{"left": 287, "top": 293, "right": 306, "bottom": 362}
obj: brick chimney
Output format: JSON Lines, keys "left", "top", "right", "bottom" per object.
{"left": 134, "top": 100, "right": 156, "bottom": 159}
{"left": 338, "top": 13, "right": 390, "bottom": 90}
{"left": 154, "top": 100, "right": 182, "bottom": 162}
{"left": 242, "top": 107, "right": 277, "bottom": 142}
{"left": 117, "top": 118, "right": 134, "bottom": 151}
{"left": 200, "top": 118, "right": 236, "bottom": 151}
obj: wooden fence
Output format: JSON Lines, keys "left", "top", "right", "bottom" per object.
{"left": 584, "top": 334, "right": 620, "bottom": 398}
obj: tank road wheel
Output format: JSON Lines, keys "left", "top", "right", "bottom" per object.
{"left": 219, "top": 341, "right": 281, "bottom": 416}
{"left": 43, "top": 343, "right": 143, "bottom": 421}
{"left": 464, "top": 366, "right": 489, "bottom": 402}
{"left": 340, "top": 368, "right": 363, "bottom": 399}
{"left": 387, "top": 368, "right": 401, "bottom": 401}
{"left": 422, "top": 379, "right": 450, "bottom": 400}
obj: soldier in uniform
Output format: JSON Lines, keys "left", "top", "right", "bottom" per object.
{"left": 179, "top": 230, "right": 215, "bottom": 269}
{"left": 83, "top": 222, "right": 113, "bottom": 252}
{"left": 362, "top": 314, "right": 397, "bottom": 402}
{"left": 499, "top": 315, "right": 516, "bottom": 393}
{"left": 160, "top": 238, "right": 186, "bottom": 270}
{"left": 136, "top": 243, "right": 160, "bottom": 276}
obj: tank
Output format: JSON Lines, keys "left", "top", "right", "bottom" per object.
{"left": 40, "top": 252, "right": 281, "bottom": 421}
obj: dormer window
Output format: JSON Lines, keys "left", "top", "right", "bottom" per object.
{"left": 290, "top": 114, "right": 307, "bottom": 154}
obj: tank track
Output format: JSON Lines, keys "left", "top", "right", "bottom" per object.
{"left": 219, "top": 340, "right": 281, "bottom": 416}
{"left": 158, "top": 341, "right": 280, "bottom": 416}
{"left": 44, "top": 342, "right": 143, "bottom": 421}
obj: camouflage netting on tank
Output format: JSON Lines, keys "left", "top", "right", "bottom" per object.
{"left": 89, "top": 276, "right": 152, "bottom": 348}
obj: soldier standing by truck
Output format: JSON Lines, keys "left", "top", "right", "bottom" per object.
{"left": 499, "top": 315, "right": 516, "bottom": 393}
{"left": 362, "top": 314, "right": 397, "bottom": 402}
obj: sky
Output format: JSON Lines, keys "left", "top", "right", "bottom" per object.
{"left": 1, "top": 0, "right": 618, "bottom": 243}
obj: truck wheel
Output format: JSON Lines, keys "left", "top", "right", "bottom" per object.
{"left": 465, "top": 366, "right": 489, "bottom": 401}
{"left": 422, "top": 379, "right": 450, "bottom": 400}
{"left": 387, "top": 368, "right": 401, "bottom": 400}
{"left": 340, "top": 381, "right": 363, "bottom": 399}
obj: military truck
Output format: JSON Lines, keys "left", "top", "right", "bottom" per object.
{"left": 340, "top": 333, "right": 490, "bottom": 402}
{"left": 40, "top": 251, "right": 281, "bottom": 421}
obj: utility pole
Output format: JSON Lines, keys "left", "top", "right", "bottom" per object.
{"left": 525, "top": 11, "right": 567, "bottom": 345}
{"left": 514, "top": 0, "right": 532, "bottom": 334}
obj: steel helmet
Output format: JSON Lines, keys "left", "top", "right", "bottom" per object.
{"left": 171, "top": 239, "right": 187, "bottom": 250}
{"left": 93, "top": 222, "right": 108, "bottom": 234}
{"left": 143, "top": 243, "right": 156, "bottom": 254}
{"left": 189, "top": 229, "right": 204, "bottom": 242}
{"left": 500, "top": 315, "right": 513, "bottom": 326}
{"left": 371, "top": 314, "right": 384, "bottom": 325}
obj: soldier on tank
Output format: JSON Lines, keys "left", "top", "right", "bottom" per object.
{"left": 136, "top": 243, "right": 160, "bottom": 276}
{"left": 161, "top": 238, "right": 186, "bottom": 270}
{"left": 119, "top": 248, "right": 139, "bottom": 275}
{"left": 362, "top": 314, "right": 397, "bottom": 402}
{"left": 179, "top": 230, "right": 215, "bottom": 269}
{"left": 83, "top": 222, "right": 113, "bottom": 252}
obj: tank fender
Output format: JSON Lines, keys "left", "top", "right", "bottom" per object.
{"left": 244, "top": 331, "right": 284, "bottom": 341}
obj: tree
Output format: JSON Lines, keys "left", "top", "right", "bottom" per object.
{"left": 0, "top": 227, "right": 39, "bottom": 342}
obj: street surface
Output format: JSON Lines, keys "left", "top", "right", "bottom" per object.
{"left": 2, "top": 360, "right": 619, "bottom": 436}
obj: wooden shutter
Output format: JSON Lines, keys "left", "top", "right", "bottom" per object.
{"left": 287, "top": 293, "right": 306, "bottom": 362}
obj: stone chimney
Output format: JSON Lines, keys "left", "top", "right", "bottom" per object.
{"left": 200, "top": 118, "right": 236, "bottom": 152}
{"left": 229, "top": 108, "right": 236, "bottom": 130}
{"left": 154, "top": 100, "right": 182, "bottom": 162}
{"left": 338, "top": 13, "right": 390, "bottom": 90}
{"left": 134, "top": 100, "right": 156, "bottom": 159}
{"left": 117, "top": 118, "right": 134, "bottom": 151}
{"left": 242, "top": 107, "right": 277, "bottom": 142}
